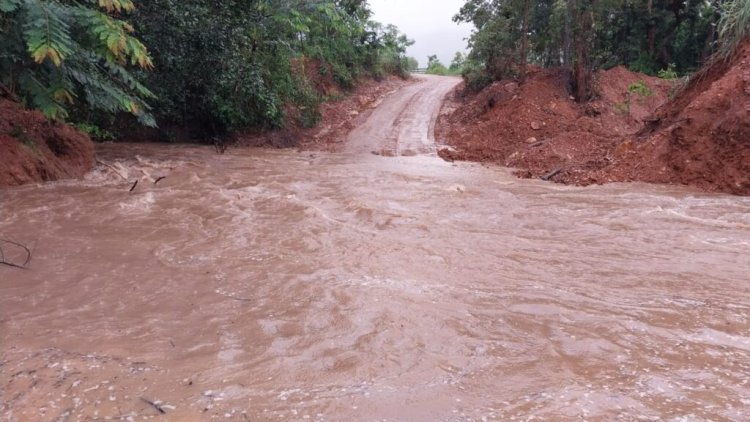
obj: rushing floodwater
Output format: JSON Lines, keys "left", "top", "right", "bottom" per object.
{"left": 2, "top": 75, "right": 750, "bottom": 421}
{"left": 1, "top": 144, "right": 749, "bottom": 421}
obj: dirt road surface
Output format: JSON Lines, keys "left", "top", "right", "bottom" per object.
{"left": 2, "top": 76, "right": 750, "bottom": 421}
{"left": 346, "top": 75, "right": 460, "bottom": 156}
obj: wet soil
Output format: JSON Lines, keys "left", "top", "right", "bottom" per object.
{"left": 436, "top": 58, "right": 750, "bottom": 195}
{"left": 2, "top": 75, "right": 750, "bottom": 421}
{"left": 0, "top": 99, "right": 94, "bottom": 186}
{"left": 608, "top": 43, "right": 750, "bottom": 194}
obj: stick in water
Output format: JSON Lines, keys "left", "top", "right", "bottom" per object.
{"left": 0, "top": 239, "right": 32, "bottom": 269}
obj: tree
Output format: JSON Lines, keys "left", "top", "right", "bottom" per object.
{"left": 131, "top": 0, "right": 414, "bottom": 135}
{"left": 449, "top": 52, "right": 466, "bottom": 73}
{"left": 455, "top": 0, "right": 728, "bottom": 98}
{"left": 0, "top": 0, "right": 155, "bottom": 124}
{"left": 405, "top": 56, "right": 419, "bottom": 71}
{"left": 426, "top": 54, "right": 449, "bottom": 75}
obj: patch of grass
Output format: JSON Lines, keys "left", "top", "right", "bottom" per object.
{"left": 657, "top": 64, "right": 679, "bottom": 80}
{"left": 613, "top": 101, "right": 631, "bottom": 115}
{"left": 627, "top": 80, "right": 653, "bottom": 97}
{"left": 718, "top": 0, "right": 750, "bottom": 58}
{"left": 73, "top": 122, "right": 115, "bottom": 142}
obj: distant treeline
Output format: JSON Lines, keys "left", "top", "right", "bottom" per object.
{"left": 453, "top": 0, "right": 750, "bottom": 97}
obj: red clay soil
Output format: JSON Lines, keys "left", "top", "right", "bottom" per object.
{"left": 606, "top": 43, "right": 750, "bottom": 194}
{"left": 0, "top": 98, "right": 94, "bottom": 187}
{"left": 234, "top": 75, "right": 414, "bottom": 150}
{"left": 437, "top": 47, "right": 750, "bottom": 195}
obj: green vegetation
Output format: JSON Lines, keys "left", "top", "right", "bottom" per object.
{"left": 657, "top": 64, "right": 679, "bottom": 80}
{"left": 613, "top": 101, "right": 630, "bottom": 115}
{"left": 454, "top": 0, "right": 750, "bottom": 97}
{"left": 718, "top": 0, "right": 750, "bottom": 58}
{"left": 1, "top": 0, "right": 413, "bottom": 138}
{"left": 0, "top": 0, "right": 155, "bottom": 124}
{"left": 73, "top": 122, "right": 115, "bottom": 141}
{"left": 425, "top": 53, "right": 465, "bottom": 76}
{"left": 130, "top": 1, "right": 413, "bottom": 135}
{"left": 405, "top": 57, "right": 420, "bottom": 72}
{"left": 449, "top": 52, "right": 467, "bottom": 74}
{"left": 425, "top": 55, "right": 449, "bottom": 75}
{"left": 627, "top": 80, "right": 653, "bottom": 97}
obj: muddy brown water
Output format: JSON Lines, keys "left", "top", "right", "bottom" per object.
{"left": 2, "top": 76, "right": 750, "bottom": 421}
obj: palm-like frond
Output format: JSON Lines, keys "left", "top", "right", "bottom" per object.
{"left": 0, "top": 0, "right": 155, "bottom": 125}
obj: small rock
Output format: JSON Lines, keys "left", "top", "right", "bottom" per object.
{"left": 525, "top": 137, "right": 538, "bottom": 144}
{"left": 530, "top": 121, "right": 542, "bottom": 130}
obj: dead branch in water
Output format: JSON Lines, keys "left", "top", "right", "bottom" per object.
{"left": 95, "top": 159, "right": 127, "bottom": 180}
{"left": 96, "top": 159, "right": 141, "bottom": 192}
{"left": 0, "top": 238, "right": 32, "bottom": 269}
{"left": 140, "top": 397, "right": 166, "bottom": 414}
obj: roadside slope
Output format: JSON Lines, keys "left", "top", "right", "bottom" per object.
{"left": 0, "top": 99, "right": 94, "bottom": 187}
{"left": 437, "top": 60, "right": 750, "bottom": 195}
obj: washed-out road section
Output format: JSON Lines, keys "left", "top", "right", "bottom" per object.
{"left": 1, "top": 75, "right": 750, "bottom": 421}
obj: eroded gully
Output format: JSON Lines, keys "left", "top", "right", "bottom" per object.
{"left": 1, "top": 75, "right": 750, "bottom": 421}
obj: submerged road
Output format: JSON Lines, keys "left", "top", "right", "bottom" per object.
{"left": 1, "top": 75, "right": 750, "bottom": 421}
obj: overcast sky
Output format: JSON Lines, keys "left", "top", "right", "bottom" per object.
{"left": 369, "top": 0, "right": 473, "bottom": 68}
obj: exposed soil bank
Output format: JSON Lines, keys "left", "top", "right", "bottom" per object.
{"left": 437, "top": 46, "right": 750, "bottom": 195}
{"left": 0, "top": 99, "right": 94, "bottom": 187}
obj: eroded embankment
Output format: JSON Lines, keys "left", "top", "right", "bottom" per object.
{"left": 0, "top": 99, "right": 94, "bottom": 186}
{"left": 437, "top": 49, "right": 750, "bottom": 195}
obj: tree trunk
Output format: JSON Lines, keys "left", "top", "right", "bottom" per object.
{"left": 571, "top": 0, "right": 594, "bottom": 102}
{"left": 519, "top": 0, "right": 531, "bottom": 83}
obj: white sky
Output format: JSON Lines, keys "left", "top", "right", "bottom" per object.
{"left": 369, "top": 0, "right": 473, "bottom": 68}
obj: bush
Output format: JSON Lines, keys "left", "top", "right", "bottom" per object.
{"left": 462, "top": 61, "right": 494, "bottom": 91}
{"left": 73, "top": 122, "right": 115, "bottom": 142}
{"left": 657, "top": 64, "right": 679, "bottom": 80}
{"left": 627, "top": 80, "right": 653, "bottom": 97}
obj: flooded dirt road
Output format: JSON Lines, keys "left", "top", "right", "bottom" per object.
{"left": 2, "top": 75, "right": 750, "bottom": 421}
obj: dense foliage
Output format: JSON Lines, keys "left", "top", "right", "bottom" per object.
{"left": 0, "top": 0, "right": 155, "bottom": 125}
{"left": 455, "top": 0, "right": 750, "bottom": 98}
{"left": 424, "top": 53, "right": 466, "bottom": 76}
{"left": 1, "top": 0, "right": 413, "bottom": 136}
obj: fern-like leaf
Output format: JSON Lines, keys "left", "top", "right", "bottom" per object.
{"left": 97, "top": 0, "right": 135, "bottom": 14}
{"left": 78, "top": 8, "right": 152, "bottom": 69}
{"left": 23, "top": 0, "right": 75, "bottom": 66}
{"left": 0, "top": 0, "right": 21, "bottom": 13}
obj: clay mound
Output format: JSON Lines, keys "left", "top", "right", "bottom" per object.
{"left": 609, "top": 42, "right": 750, "bottom": 194}
{"left": 593, "top": 66, "right": 672, "bottom": 130}
{"left": 437, "top": 66, "right": 671, "bottom": 184}
{"left": 0, "top": 99, "right": 94, "bottom": 186}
